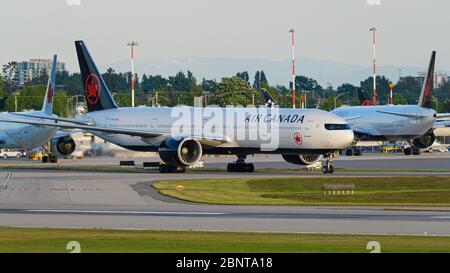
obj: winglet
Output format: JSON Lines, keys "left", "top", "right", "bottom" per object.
{"left": 42, "top": 55, "right": 57, "bottom": 114}
{"left": 418, "top": 51, "right": 436, "bottom": 109}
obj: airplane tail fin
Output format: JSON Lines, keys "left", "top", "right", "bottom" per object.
{"left": 358, "top": 89, "right": 374, "bottom": 106}
{"left": 260, "top": 88, "right": 277, "bottom": 107}
{"left": 418, "top": 51, "right": 436, "bottom": 109}
{"left": 41, "top": 55, "right": 57, "bottom": 114}
{"left": 75, "top": 40, "right": 118, "bottom": 112}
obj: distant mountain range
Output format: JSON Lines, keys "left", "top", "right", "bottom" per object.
{"left": 101, "top": 57, "right": 449, "bottom": 88}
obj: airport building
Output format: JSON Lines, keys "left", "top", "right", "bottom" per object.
{"left": 411, "top": 72, "right": 450, "bottom": 88}
{"left": 11, "top": 59, "right": 67, "bottom": 86}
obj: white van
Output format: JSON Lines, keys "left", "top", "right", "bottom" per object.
{"left": 0, "top": 149, "right": 22, "bottom": 159}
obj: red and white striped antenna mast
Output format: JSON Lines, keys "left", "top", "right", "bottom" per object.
{"left": 370, "top": 27, "right": 377, "bottom": 105}
{"left": 289, "top": 29, "right": 296, "bottom": 109}
{"left": 127, "top": 41, "right": 139, "bottom": 107}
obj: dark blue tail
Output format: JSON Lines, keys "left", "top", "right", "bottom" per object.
{"left": 418, "top": 51, "right": 436, "bottom": 109}
{"left": 75, "top": 41, "right": 118, "bottom": 112}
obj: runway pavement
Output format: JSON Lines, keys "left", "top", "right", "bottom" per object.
{"left": 3, "top": 153, "right": 450, "bottom": 171}
{"left": 1, "top": 162, "right": 450, "bottom": 235}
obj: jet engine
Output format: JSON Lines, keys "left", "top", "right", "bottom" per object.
{"left": 282, "top": 154, "right": 323, "bottom": 166}
{"left": 159, "top": 138, "right": 203, "bottom": 166}
{"left": 52, "top": 136, "right": 76, "bottom": 156}
{"left": 413, "top": 132, "right": 435, "bottom": 149}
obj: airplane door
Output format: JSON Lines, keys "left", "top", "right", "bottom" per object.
{"left": 151, "top": 118, "right": 158, "bottom": 129}
{"left": 304, "top": 120, "right": 313, "bottom": 137}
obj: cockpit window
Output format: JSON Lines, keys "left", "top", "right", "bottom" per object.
{"left": 325, "top": 124, "right": 351, "bottom": 130}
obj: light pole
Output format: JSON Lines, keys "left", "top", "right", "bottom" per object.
{"left": 14, "top": 93, "right": 18, "bottom": 112}
{"left": 389, "top": 82, "right": 395, "bottom": 105}
{"left": 289, "top": 29, "right": 296, "bottom": 109}
{"left": 67, "top": 95, "right": 85, "bottom": 117}
{"left": 301, "top": 90, "right": 310, "bottom": 109}
{"left": 370, "top": 27, "right": 377, "bottom": 105}
{"left": 127, "top": 41, "right": 139, "bottom": 107}
{"left": 432, "top": 96, "right": 439, "bottom": 111}
{"left": 334, "top": 92, "right": 348, "bottom": 109}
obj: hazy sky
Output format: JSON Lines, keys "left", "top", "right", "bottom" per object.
{"left": 1, "top": 0, "right": 450, "bottom": 73}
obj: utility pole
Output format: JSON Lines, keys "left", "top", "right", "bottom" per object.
{"left": 370, "top": 27, "right": 377, "bottom": 105}
{"left": 334, "top": 92, "right": 348, "bottom": 110}
{"left": 127, "top": 41, "right": 139, "bottom": 107}
{"left": 14, "top": 94, "right": 18, "bottom": 112}
{"left": 289, "top": 29, "right": 296, "bottom": 109}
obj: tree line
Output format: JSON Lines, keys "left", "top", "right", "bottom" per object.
{"left": 2, "top": 67, "right": 450, "bottom": 117}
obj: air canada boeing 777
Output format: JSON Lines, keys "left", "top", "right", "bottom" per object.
{"left": 1, "top": 41, "right": 354, "bottom": 173}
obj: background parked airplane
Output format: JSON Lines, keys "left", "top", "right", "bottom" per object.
{"left": 0, "top": 55, "right": 76, "bottom": 160}
{"left": 332, "top": 51, "right": 444, "bottom": 155}
{"left": 260, "top": 52, "right": 449, "bottom": 156}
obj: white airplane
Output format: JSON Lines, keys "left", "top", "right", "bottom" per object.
{"left": 1, "top": 41, "right": 354, "bottom": 173}
{"left": 0, "top": 55, "right": 76, "bottom": 158}
{"left": 332, "top": 51, "right": 450, "bottom": 155}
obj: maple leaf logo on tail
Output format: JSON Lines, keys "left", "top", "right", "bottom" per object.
{"left": 85, "top": 74, "right": 101, "bottom": 105}
{"left": 47, "top": 84, "right": 54, "bottom": 104}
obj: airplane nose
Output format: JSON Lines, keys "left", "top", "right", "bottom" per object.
{"left": 323, "top": 111, "right": 354, "bottom": 149}
{"left": 341, "top": 130, "right": 355, "bottom": 148}
{"left": 331, "top": 130, "right": 354, "bottom": 149}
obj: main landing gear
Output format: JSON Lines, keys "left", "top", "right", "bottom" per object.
{"left": 404, "top": 141, "right": 421, "bottom": 156}
{"left": 227, "top": 155, "right": 255, "bottom": 173}
{"left": 159, "top": 163, "right": 186, "bottom": 173}
{"left": 322, "top": 153, "right": 335, "bottom": 174}
{"left": 346, "top": 147, "right": 362, "bottom": 156}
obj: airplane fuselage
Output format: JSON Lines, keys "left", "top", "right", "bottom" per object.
{"left": 332, "top": 105, "right": 436, "bottom": 141}
{"left": 78, "top": 107, "right": 354, "bottom": 155}
{"left": 0, "top": 112, "right": 58, "bottom": 149}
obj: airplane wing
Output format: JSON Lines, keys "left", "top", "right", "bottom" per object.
{"left": 0, "top": 117, "right": 231, "bottom": 146}
{"left": 344, "top": 116, "right": 363, "bottom": 121}
{"left": 52, "top": 129, "right": 84, "bottom": 138}
{"left": 376, "top": 110, "right": 428, "bottom": 119}
{"left": 0, "top": 117, "right": 161, "bottom": 138}
{"left": 434, "top": 121, "right": 450, "bottom": 128}
{"left": 10, "top": 113, "right": 94, "bottom": 126}
{"left": 437, "top": 113, "right": 450, "bottom": 121}
{"left": 349, "top": 124, "right": 381, "bottom": 139}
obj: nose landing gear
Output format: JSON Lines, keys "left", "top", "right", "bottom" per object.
{"left": 322, "top": 153, "right": 335, "bottom": 174}
{"left": 227, "top": 154, "right": 255, "bottom": 173}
